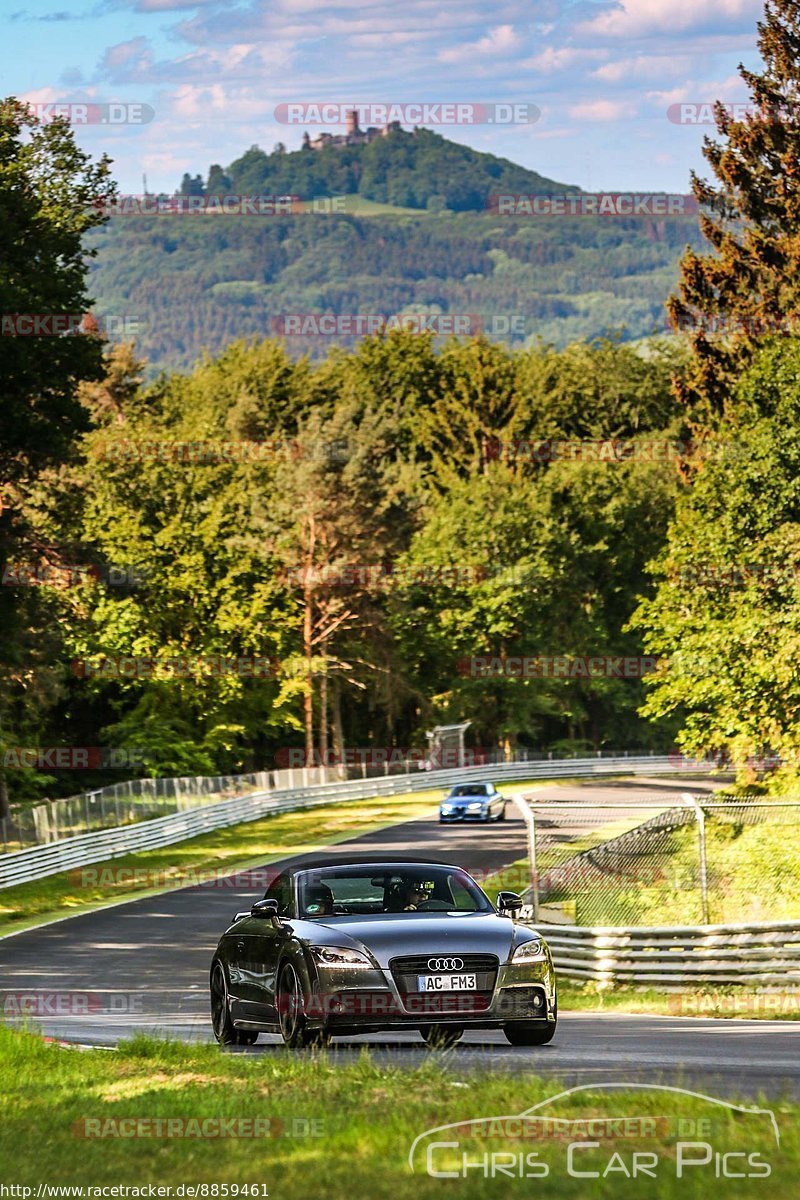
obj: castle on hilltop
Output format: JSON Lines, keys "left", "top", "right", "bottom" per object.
{"left": 303, "top": 109, "right": 403, "bottom": 151}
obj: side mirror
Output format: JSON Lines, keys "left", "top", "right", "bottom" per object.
{"left": 232, "top": 898, "right": 280, "bottom": 924}
{"left": 497, "top": 890, "right": 523, "bottom": 916}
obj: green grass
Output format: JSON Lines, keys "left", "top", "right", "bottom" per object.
{"left": 0, "top": 793, "right": 440, "bottom": 937}
{"left": 558, "top": 982, "right": 800, "bottom": 1020}
{"left": 295, "top": 193, "right": 426, "bottom": 216}
{"left": 0, "top": 1024, "right": 795, "bottom": 1196}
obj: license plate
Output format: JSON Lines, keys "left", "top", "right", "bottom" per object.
{"left": 416, "top": 973, "right": 477, "bottom": 992}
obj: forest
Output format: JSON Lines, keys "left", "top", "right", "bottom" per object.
{"left": 85, "top": 125, "right": 705, "bottom": 374}
{"left": 4, "top": 0, "right": 800, "bottom": 811}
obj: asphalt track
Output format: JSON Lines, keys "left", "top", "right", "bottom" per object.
{"left": 1, "top": 775, "right": 798, "bottom": 1100}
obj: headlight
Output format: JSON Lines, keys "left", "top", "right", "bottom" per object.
{"left": 467, "top": 801, "right": 484, "bottom": 811}
{"left": 309, "top": 945, "right": 373, "bottom": 968}
{"left": 512, "top": 940, "right": 545, "bottom": 962}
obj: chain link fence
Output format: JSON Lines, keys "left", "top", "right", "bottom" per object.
{"left": 0, "top": 748, "right": 670, "bottom": 854}
{"left": 520, "top": 797, "right": 800, "bottom": 926}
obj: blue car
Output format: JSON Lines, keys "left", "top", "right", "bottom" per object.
{"left": 439, "top": 782, "right": 507, "bottom": 823}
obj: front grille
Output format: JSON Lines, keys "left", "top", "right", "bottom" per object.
{"left": 389, "top": 954, "right": 499, "bottom": 999}
{"left": 390, "top": 954, "right": 498, "bottom": 975}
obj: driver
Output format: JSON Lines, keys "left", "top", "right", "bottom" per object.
{"left": 303, "top": 882, "right": 334, "bottom": 916}
{"left": 390, "top": 878, "right": 435, "bottom": 911}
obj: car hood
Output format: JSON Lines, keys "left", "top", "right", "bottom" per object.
{"left": 295, "top": 911, "right": 522, "bottom": 967}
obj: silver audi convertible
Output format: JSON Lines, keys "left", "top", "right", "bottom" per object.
{"left": 210, "top": 856, "right": 557, "bottom": 1049}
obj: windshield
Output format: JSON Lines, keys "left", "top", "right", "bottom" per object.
{"left": 449, "top": 784, "right": 489, "bottom": 797}
{"left": 296, "top": 865, "right": 492, "bottom": 918}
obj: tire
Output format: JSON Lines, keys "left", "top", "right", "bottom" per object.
{"left": 503, "top": 1001, "right": 557, "bottom": 1046}
{"left": 421, "top": 1025, "right": 464, "bottom": 1049}
{"left": 210, "top": 961, "right": 259, "bottom": 1046}
{"left": 277, "top": 962, "right": 330, "bottom": 1049}
{"left": 497, "top": 803, "right": 506, "bottom": 822}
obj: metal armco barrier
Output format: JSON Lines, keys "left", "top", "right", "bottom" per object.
{"left": 0, "top": 754, "right": 688, "bottom": 889}
{"left": 533, "top": 921, "right": 800, "bottom": 986}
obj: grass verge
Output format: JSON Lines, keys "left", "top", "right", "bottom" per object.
{"left": 557, "top": 982, "right": 800, "bottom": 1020}
{"left": 0, "top": 1023, "right": 795, "bottom": 1196}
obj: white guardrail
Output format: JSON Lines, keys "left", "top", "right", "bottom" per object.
{"left": 532, "top": 921, "right": 800, "bottom": 987}
{"left": 0, "top": 754, "right": 684, "bottom": 890}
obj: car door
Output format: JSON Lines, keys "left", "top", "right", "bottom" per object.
{"left": 242, "top": 874, "right": 295, "bottom": 1021}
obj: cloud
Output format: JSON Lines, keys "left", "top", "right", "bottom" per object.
{"left": 438, "top": 24, "right": 518, "bottom": 64}
{"left": 583, "top": 0, "right": 762, "bottom": 39}
{"left": 568, "top": 98, "right": 637, "bottom": 121}
{"left": 100, "top": 36, "right": 153, "bottom": 76}
{"left": 523, "top": 47, "right": 607, "bottom": 73}
{"left": 646, "top": 73, "right": 748, "bottom": 107}
{"left": 593, "top": 54, "right": 694, "bottom": 83}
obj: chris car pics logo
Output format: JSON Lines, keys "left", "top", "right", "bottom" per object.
{"left": 408, "top": 1083, "right": 778, "bottom": 1180}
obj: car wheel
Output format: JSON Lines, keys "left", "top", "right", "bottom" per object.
{"left": 277, "top": 962, "right": 330, "bottom": 1049}
{"left": 421, "top": 1025, "right": 464, "bottom": 1049}
{"left": 497, "top": 803, "right": 506, "bottom": 821}
{"left": 503, "top": 1002, "right": 557, "bottom": 1046}
{"left": 210, "top": 961, "right": 259, "bottom": 1046}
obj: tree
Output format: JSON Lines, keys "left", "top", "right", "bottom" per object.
{"left": 179, "top": 173, "right": 204, "bottom": 197}
{"left": 268, "top": 400, "right": 415, "bottom": 762}
{"left": 668, "top": 0, "right": 800, "bottom": 427}
{"left": 632, "top": 339, "right": 800, "bottom": 773}
{"left": 0, "top": 99, "right": 113, "bottom": 817}
{"left": 78, "top": 341, "right": 145, "bottom": 426}
{"left": 206, "top": 165, "right": 231, "bottom": 195}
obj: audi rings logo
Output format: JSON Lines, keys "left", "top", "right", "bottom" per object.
{"left": 428, "top": 957, "right": 464, "bottom": 972}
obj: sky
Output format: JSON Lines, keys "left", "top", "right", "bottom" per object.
{"left": 2, "top": 0, "right": 766, "bottom": 195}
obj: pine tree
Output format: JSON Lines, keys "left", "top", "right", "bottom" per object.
{"left": 668, "top": 0, "right": 800, "bottom": 427}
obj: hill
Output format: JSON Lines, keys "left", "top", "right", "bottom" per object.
{"left": 195, "top": 125, "right": 577, "bottom": 213}
{"left": 86, "top": 128, "right": 706, "bottom": 373}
